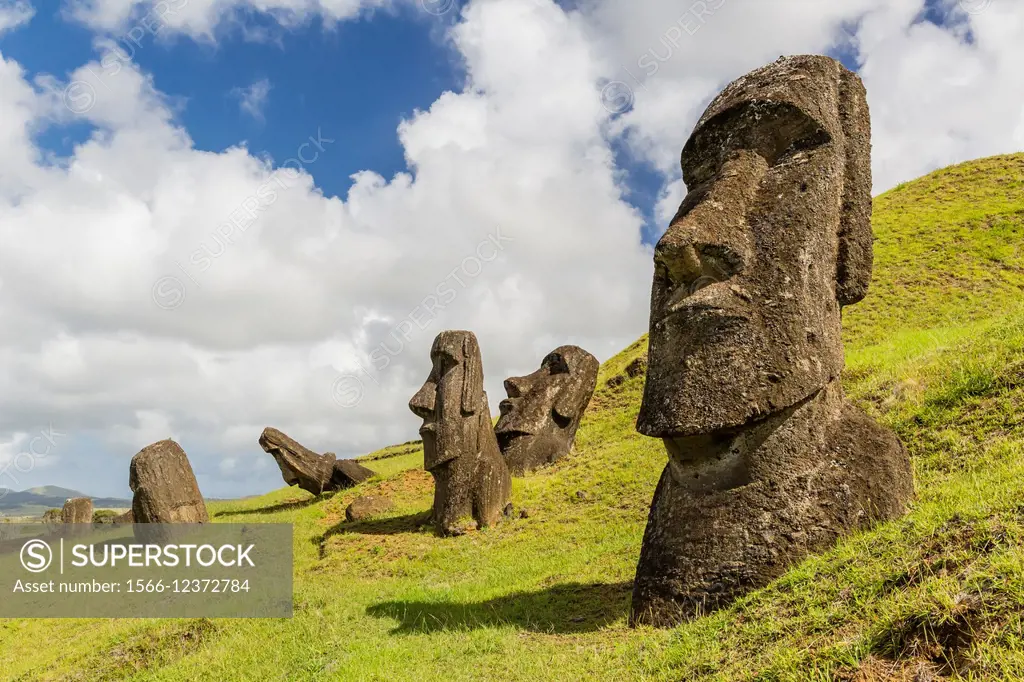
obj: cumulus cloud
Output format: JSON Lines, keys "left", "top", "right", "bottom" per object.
{"left": 0, "top": 0, "right": 33, "bottom": 35}
{"left": 231, "top": 78, "right": 272, "bottom": 121}
{"left": 0, "top": 0, "right": 651, "bottom": 497}
{"left": 583, "top": 0, "right": 1024, "bottom": 192}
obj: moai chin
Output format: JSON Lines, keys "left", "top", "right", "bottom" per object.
{"left": 631, "top": 55, "right": 914, "bottom": 627}
{"left": 495, "top": 345, "right": 599, "bottom": 475}
{"left": 409, "top": 330, "right": 511, "bottom": 536}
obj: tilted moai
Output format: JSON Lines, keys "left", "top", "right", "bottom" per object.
{"left": 259, "top": 427, "right": 375, "bottom": 496}
{"left": 130, "top": 439, "right": 209, "bottom": 530}
{"left": 61, "top": 497, "right": 93, "bottom": 524}
{"left": 495, "top": 346, "right": 599, "bottom": 475}
{"left": 409, "top": 331, "right": 511, "bottom": 536}
{"left": 631, "top": 55, "right": 914, "bottom": 627}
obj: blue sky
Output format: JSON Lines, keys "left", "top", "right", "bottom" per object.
{"left": 4, "top": 5, "right": 465, "bottom": 200}
{"left": 0, "top": 0, "right": 1020, "bottom": 500}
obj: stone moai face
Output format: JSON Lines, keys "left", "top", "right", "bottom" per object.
{"left": 629, "top": 55, "right": 911, "bottom": 628}
{"left": 409, "top": 330, "right": 511, "bottom": 536}
{"left": 495, "top": 345, "right": 599, "bottom": 474}
{"left": 409, "top": 330, "right": 486, "bottom": 472}
{"left": 636, "top": 54, "right": 873, "bottom": 444}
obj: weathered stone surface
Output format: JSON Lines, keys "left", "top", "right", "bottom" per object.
{"left": 345, "top": 495, "right": 394, "bottom": 522}
{"left": 259, "top": 428, "right": 336, "bottom": 495}
{"left": 129, "top": 439, "right": 209, "bottom": 526}
{"left": 114, "top": 510, "right": 134, "bottom": 525}
{"left": 631, "top": 55, "right": 914, "bottom": 627}
{"left": 330, "top": 457, "right": 377, "bottom": 488}
{"left": 259, "top": 429, "right": 376, "bottom": 495}
{"left": 409, "top": 330, "right": 511, "bottom": 536}
{"left": 496, "top": 346, "right": 599, "bottom": 475}
{"left": 61, "top": 497, "right": 93, "bottom": 524}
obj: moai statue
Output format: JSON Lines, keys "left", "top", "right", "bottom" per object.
{"left": 631, "top": 55, "right": 914, "bottom": 627}
{"left": 495, "top": 346, "right": 599, "bottom": 475}
{"left": 409, "top": 331, "right": 512, "bottom": 536}
{"left": 259, "top": 428, "right": 375, "bottom": 496}
{"left": 61, "top": 497, "right": 93, "bottom": 524}
{"left": 130, "top": 439, "right": 209, "bottom": 528}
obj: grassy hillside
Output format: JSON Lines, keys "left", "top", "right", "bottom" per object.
{"left": 3, "top": 154, "right": 1024, "bottom": 681}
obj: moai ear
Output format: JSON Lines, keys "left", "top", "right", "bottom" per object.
{"left": 552, "top": 383, "right": 582, "bottom": 426}
{"left": 835, "top": 67, "right": 874, "bottom": 307}
{"left": 461, "top": 334, "right": 483, "bottom": 415}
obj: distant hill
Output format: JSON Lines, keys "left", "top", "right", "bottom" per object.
{"left": 0, "top": 487, "right": 131, "bottom": 517}
{"left": 23, "top": 485, "right": 86, "bottom": 498}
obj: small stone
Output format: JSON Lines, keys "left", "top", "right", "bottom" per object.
{"left": 345, "top": 496, "right": 394, "bottom": 522}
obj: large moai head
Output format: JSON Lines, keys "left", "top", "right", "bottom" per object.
{"left": 409, "top": 330, "right": 487, "bottom": 471}
{"left": 636, "top": 54, "right": 872, "bottom": 442}
{"left": 495, "top": 345, "right": 599, "bottom": 474}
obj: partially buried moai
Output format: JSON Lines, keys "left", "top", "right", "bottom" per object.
{"left": 631, "top": 55, "right": 914, "bottom": 627}
{"left": 130, "top": 439, "right": 209, "bottom": 530}
{"left": 61, "top": 497, "right": 93, "bottom": 524}
{"left": 495, "top": 346, "right": 599, "bottom": 475}
{"left": 409, "top": 331, "right": 511, "bottom": 536}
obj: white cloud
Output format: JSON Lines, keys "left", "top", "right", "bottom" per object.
{"left": 64, "top": 0, "right": 397, "bottom": 40}
{"left": 231, "top": 78, "right": 272, "bottom": 122}
{"left": 0, "top": 0, "right": 33, "bottom": 35}
{"left": 0, "top": 0, "right": 651, "bottom": 497}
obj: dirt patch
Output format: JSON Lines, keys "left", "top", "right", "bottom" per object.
{"left": 846, "top": 656, "right": 944, "bottom": 681}
{"left": 54, "top": 619, "right": 218, "bottom": 681}
{"left": 871, "top": 592, "right": 986, "bottom": 676}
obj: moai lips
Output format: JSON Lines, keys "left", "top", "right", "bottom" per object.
{"left": 631, "top": 55, "right": 914, "bottom": 627}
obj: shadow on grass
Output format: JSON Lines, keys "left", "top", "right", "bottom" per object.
{"left": 366, "top": 581, "right": 632, "bottom": 634}
{"left": 314, "top": 511, "right": 433, "bottom": 558}
{"left": 214, "top": 493, "right": 331, "bottom": 518}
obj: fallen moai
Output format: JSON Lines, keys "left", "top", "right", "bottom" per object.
{"left": 259, "top": 427, "right": 375, "bottom": 496}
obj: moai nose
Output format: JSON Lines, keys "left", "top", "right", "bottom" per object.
{"left": 409, "top": 382, "right": 436, "bottom": 419}
{"left": 504, "top": 376, "right": 526, "bottom": 398}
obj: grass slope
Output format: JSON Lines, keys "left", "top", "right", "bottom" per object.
{"left": 3, "top": 154, "right": 1024, "bottom": 681}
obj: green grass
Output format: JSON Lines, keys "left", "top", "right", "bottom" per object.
{"left": 3, "top": 153, "right": 1024, "bottom": 680}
